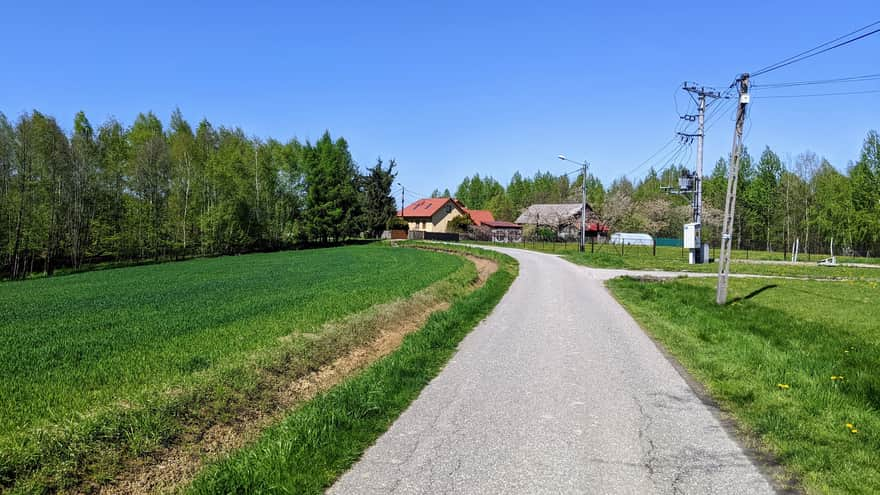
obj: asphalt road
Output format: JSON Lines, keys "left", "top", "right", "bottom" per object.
{"left": 329, "top": 247, "right": 776, "bottom": 494}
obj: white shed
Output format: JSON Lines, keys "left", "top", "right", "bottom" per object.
{"left": 610, "top": 232, "right": 654, "bottom": 246}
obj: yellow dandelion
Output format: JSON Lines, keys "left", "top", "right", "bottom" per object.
{"left": 777, "top": 383, "right": 790, "bottom": 389}
{"left": 851, "top": 429, "right": 859, "bottom": 434}
{"left": 846, "top": 423, "right": 854, "bottom": 429}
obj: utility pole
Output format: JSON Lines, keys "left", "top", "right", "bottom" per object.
{"left": 397, "top": 182, "right": 405, "bottom": 212}
{"left": 680, "top": 83, "right": 721, "bottom": 263}
{"left": 716, "top": 74, "right": 751, "bottom": 305}
{"left": 557, "top": 154, "right": 589, "bottom": 252}
{"left": 580, "top": 161, "right": 587, "bottom": 252}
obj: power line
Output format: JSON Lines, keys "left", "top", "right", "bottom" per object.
{"left": 681, "top": 144, "right": 694, "bottom": 170}
{"left": 398, "top": 184, "right": 430, "bottom": 200}
{"left": 751, "top": 20, "right": 880, "bottom": 77}
{"left": 703, "top": 97, "right": 738, "bottom": 134}
{"left": 752, "top": 73, "right": 880, "bottom": 88}
{"left": 658, "top": 148, "right": 690, "bottom": 183}
{"left": 752, "top": 88, "right": 880, "bottom": 99}
{"left": 650, "top": 140, "right": 691, "bottom": 174}
{"left": 656, "top": 144, "right": 692, "bottom": 190}
{"left": 673, "top": 83, "right": 699, "bottom": 118}
{"left": 628, "top": 82, "right": 731, "bottom": 182}
{"left": 624, "top": 135, "right": 679, "bottom": 176}
{"left": 656, "top": 140, "right": 693, "bottom": 176}
{"left": 743, "top": 107, "right": 754, "bottom": 142}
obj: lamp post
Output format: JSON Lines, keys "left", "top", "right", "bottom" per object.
{"left": 558, "top": 155, "right": 589, "bottom": 252}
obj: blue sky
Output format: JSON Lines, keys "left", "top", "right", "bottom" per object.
{"left": 2, "top": 1, "right": 879, "bottom": 200}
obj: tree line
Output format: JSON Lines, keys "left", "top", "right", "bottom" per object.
{"left": 443, "top": 130, "right": 880, "bottom": 256}
{"left": 0, "top": 109, "right": 398, "bottom": 279}
{"left": 432, "top": 170, "right": 606, "bottom": 222}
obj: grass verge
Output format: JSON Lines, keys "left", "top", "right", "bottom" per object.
{"left": 185, "top": 243, "right": 517, "bottom": 494}
{"left": 607, "top": 276, "right": 880, "bottom": 494}
{"left": 467, "top": 241, "right": 880, "bottom": 279}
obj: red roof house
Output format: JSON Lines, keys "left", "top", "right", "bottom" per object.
{"left": 398, "top": 198, "right": 467, "bottom": 232}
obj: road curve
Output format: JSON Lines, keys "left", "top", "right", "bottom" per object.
{"left": 329, "top": 247, "right": 776, "bottom": 494}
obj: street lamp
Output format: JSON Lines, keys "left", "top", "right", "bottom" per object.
{"left": 558, "top": 154, "right": 589, "bottom": 252}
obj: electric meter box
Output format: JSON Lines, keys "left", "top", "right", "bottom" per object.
{"left": 683, "top": 223, "right": 700, "bottom": 249}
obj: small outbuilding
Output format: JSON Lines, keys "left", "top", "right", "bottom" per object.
{"left": 483, "top": 220, "right": 523, "bottom": 243}
{"left": 610, "top": 232, "right": 654, "bottom": 246}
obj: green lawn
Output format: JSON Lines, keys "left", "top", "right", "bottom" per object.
{"left": 608, "top": 276, "right": 880, "bottom": 494}
{"left": 0, "top": 245, "right": 465, "bottom": 491}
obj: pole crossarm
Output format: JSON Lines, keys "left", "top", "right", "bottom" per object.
{"left": 682, "top": 83, "right": 723, "bottom": 100}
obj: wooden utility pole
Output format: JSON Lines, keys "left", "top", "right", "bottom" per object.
{"left": 716, "top": 74, "right": 750, "bottom": 305}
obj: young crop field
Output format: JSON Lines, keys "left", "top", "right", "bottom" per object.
{"left": 186, "top": 243, "right": 518, "bottom": 494}
{"left": 0, "top": 245, "right": 466, "bottom": 491}
{"left": 608, "top": 276, "right": 880, "bottom": 494}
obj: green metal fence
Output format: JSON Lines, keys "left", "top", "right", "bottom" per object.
{"left": 655, "top": 237, "right": 683, "bottom": 247}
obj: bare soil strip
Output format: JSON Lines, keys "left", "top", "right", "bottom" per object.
{"left": 98, "top": 251, "right": 496, "bottom": 495}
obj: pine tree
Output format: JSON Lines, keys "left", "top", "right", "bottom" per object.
{"left": 361, "top": 158, "right": 398, "bottom": 237}
{"left": 302, "top": 132, "right": 360, "bottom": 242}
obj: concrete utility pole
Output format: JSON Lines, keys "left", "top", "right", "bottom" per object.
{"left": 716, "top": 74, "right": 751, "bottom": 305}
{"left": 397, "top": 182, "right": 405, "bottom": 212}
{"left": 580, "top": 160, "right": 587, "bottom": 252}
{"left": 557, "top": 155, "right": 589, "bottom": 252}
{"left": 680, "top": 83, "right": 721, "bottom": 263}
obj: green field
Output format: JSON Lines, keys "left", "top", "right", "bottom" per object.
{"left": 0, "top": 245, "right": 466, "bottom": 491}
{"left": 608, "top": 276, "right": 880, "bottom": 494}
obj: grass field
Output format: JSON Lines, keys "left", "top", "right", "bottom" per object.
{"left": 471, "top": 241, "right": 880, "bottom": 279}
{"left": 186, "top": 243, "right": 517, "bottom": 494}
{"left": 0, "top": 245, "right": 466, "bottom": 492}
{"left": 608, "top": 276, "right": 880, "bottom": 494}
